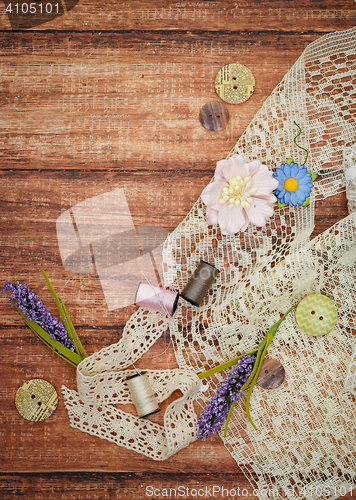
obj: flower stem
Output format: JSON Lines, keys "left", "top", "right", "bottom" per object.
{"left": 42, "top": 270, "right": 87, "bottom": 359}
{"left": 223, "top": 303, "right": 298, "bottom": 436}
{"left": 58, "top": 297, "right": 87, "bottom": 359}
{"left": 199, "top": 305, "right": 297, "bottom": 382}
{"left": 198, "top": 349, "right": 258, "bottom": 380}
{"left": 224, "top": 401, "right": 236, "bottom": 436}
{"left": 14, "top": 303, "right": 83, "bottom": 366}
{"left": 244, "top": 335, "right": 273, "bottom": 430}
{"left": 266, "top": 304, "right": 298, "bottom": 338}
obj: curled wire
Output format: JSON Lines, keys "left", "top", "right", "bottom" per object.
{"left": 293, "top": 121, "right": 309, "bottom": 165}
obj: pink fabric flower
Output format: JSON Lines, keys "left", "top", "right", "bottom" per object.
{"left": 201, "top": 154, "right": 279, "bottom": 235}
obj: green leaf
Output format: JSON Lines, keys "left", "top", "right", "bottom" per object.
{"left": 224, "top": 401, "right": 236, "bottom": 437}
{"left": 42, "top": 270, "right": 62, "bottom": 310}
{"left": 42, "top": 270, "right": 87, "bottom": 359}
{"left": 198, "top": 349, "right": 258, "bottom": 379}
{"left": 29, "top": 325, "right": 79, "bottom": 367}
{"left": 309, "top": 172, "right": 318, "bottom": 182}
{"left": 267, "top": 304, "right": 298, "bottom": 337}
{"left": 286, "top": 158, "right": 293, "bottom": 165}
{"left": 302, "top": 197, "right": 310, "bottom": 207}
{"left": 224, "top": 347, "right": 263, "bottom": 437}
{"left": 15, "top": 304, "right": 83, "bottom": 366}
{"left": 277, "top": 200, "right": 288, "bottom": 209}
{"left": 227, "top": 304, "right": 298, "bottom": 434}
{"left": 59, "top": 298, "right": 87, "bottom": 359}
{"left": 245, "top": 345, "right": 269, "bottom": 431}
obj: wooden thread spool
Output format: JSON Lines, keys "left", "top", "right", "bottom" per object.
{"left": 126, "top": 372, "right": 160, "bottom": 418}
{"left": 181, "top": 260, "right": 219, "bottom": 307}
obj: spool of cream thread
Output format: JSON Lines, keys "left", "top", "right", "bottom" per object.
{"left": 126, "top": 372, "right": 160, "bottom": 418}
{"left": 135, "top": 282, "right": 179, "bottom": 316}
{"left": 181, "top": 260, "right": 220, "bottom": 307}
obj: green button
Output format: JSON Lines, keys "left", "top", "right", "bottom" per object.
{"left": 295, "top": 294, "right": 338, "bottom": 337}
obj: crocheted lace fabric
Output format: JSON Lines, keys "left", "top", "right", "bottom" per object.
{"left": 63, "top": 27, "right": 356, "bottom": 499}
{"left": 345, "top": 343, "right": 356, "bottom": 397}
{"left": 344, "top": 143, "right": 356, "bottom": 398}
{"left": 343, "top": 143, "right": 356, "bottom": 215}
{"left": 63, "top": 310, "right": 201, "bottom": 460}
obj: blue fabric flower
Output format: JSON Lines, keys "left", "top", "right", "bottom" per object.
{"left": 273, "top": 161, "right": 313, "bottom": 207}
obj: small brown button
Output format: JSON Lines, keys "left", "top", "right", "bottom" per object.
{"left": 257, "top": 359, "right": 285, "bottom": 390}
{"left": 215, "top": 63, "right": 255, "bottom": 104}
{"left": 199, "top": 102, "right": 229, "bottom": 131}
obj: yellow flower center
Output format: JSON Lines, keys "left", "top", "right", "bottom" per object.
{"left": 219, "top": 175, "right": 258, "bottom": 210}
{"left": 284, "top": 177, "right": 299, "bottom": 192}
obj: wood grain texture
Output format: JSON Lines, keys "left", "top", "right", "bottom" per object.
{"left": 0, "top": 473, "right": 256, "bottom": 499}
{"left": 0, "top": 473, "right": 354, "bottom": 500}
{"left": 0, "top": 171, "right": 348, "bottom": 327}
{"left": 0, "top": 31, "right": 318, "bottom": 169}
{"left": 0, "top": 0, "right": 355, "bottom": 496}
{"left": 0, "top": 0, "right": 356, "bottom": 31}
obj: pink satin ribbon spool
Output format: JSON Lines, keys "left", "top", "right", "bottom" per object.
{"left": 135, "top": 283, "right": 179, "bottom": 316}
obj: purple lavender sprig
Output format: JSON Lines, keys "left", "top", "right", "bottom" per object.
{"left": 2, "top": 280, "right": 75, "bottom": 351}
{"left": 196, "top": 354, "right": 256, "bottom": 439}
{"left": 196, "top": 304, "right": 299, "bottom": 438}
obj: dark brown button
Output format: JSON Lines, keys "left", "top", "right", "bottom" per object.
{"left": 257, "top": 358, "right": 285, "bottom": 390}
{"left": 199, "top": 102, "right": 229, "bottom": 131}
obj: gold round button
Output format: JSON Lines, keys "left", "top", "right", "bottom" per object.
{"left": 295, "top": 294, "right": 338, "bottom": 337}
{"left": 15, "top": 379, "right": 58, "bottom": 422}
{"left": 215, "top": 63, "right": 255, "bottom": 104}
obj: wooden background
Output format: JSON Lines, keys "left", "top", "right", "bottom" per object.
{"left": 0, "top": 0, "right": 355, "bottom": 498}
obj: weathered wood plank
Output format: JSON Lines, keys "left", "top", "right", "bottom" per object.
{"left": 0, "top": 0, "right": 355, "bottom": 491}
{"left": 0, "top": 31, "right": 323, "bottom": 169}
{"left": 0, "top": 327, "right": 238, "bottom": 473}
{"left": 0, "top": 0, "right": 355, "bottom": 32}
{"left": 0, "top": 472, "right": 354, "bottom": 499}
{"left": 0, "top": 171, "right": 348, "bottom": 326}
{"left": 0, "top": 166, "right": 349, "bottom": 475}
{"left": 0, "top": 473, "right": 256, "bottom": 499}
{"left": 0, "top": 170, "right": 199, "bottom": 329}
{"left": 0, "top": 169, "right": 349, "bottom": 475}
